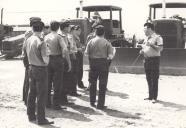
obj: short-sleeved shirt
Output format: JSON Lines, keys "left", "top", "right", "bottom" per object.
{"left": 143, "top": 33, "right": 163, "bottom": 57}
{"left": 85, "top": 36, "right": 113, "bottom": 59}
{"left": 68, "top": 34, "right": 77, "bottom": 54}
{"left": 44, "top": 31, "right": 67, "bottom": 56}
{"left": 23, "top": 33, "right": 48, "bottom": 66}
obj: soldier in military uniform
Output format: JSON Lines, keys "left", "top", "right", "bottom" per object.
{"left": 140, "top": 22, "right": 163, "bottom": 104}
{"left": 58, "top": 20, "right": 76, "bottom": 105}
{"left": 44, "top": 21, "right": 69, "bottom": 110}
{"left": 22, "top": 17, "right": 41, "bottom": 105}
{"left": 85, "top": 25, "right": 114, "bottom": 109}
{"left": 23, "top": 19, "right": 54, "bottom": 125}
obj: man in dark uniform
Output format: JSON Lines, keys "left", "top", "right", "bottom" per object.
{"left": 23, "top": 19, "right": 54, "bottom": 125}
{"left": 85, "top": 25, "right": 114, "bottom": 109}
{"left": 45, "top": 21, "right": 68, "bottom": 110}
{"left": 140, "top": 22, "right": 163, "bottom": 104}
{"left": 73, "top": 25, "right": 87, "bottom": 89}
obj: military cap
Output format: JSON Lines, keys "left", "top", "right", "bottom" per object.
{"left": 60, "top": 19, "right": 70, "bottom": 25}
{"left": 32, "top": 20, "right": 45, "bottom": 28}
{"left": 92, "top": 11, "right": 101, "bottom": 19}
{"left": 60, "top": 19, "right": 70, "bottom": 30}
{"left": 29, "top": 17, "right": 41, "bottom": 26}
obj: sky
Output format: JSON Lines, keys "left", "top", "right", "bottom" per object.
{"left": 0, "top": 0, "right": 186, "bottom": 37}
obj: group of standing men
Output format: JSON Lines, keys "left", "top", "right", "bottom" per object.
{"left": 22, "top": 13, "right": 163, "bottom": 125}
{"left": 22, "top": 17, "right": 87, "bottom": 125}
{"left": 22, "top": 13, "right": 115, "bottom": 125}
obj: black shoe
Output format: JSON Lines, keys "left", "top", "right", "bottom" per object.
{"left": 97, "top": 105, "right": 107, "bottom": 110}
{"left": 53, "top": 105, "right": 67, "bottom": 110}
{"left": 28, "top": 116, "right": 36, "bottom": 122}
{"left": 90, "top": 103, "right": 96, "bottom": 107}
{"left": 144, "top": 98, "right": 152, "bottom": 100}
{"left": 38, "top": 119, "right": 54, "bottom": 125}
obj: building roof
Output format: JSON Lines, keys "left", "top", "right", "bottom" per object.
{"left": 76, "top": 5, "right": 122, "bottom": 12}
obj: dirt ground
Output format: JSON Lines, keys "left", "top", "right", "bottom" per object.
{"left": 0, "top": 59, "right": 186, "bottom": 128}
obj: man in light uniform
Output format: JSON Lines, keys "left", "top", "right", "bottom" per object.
{"left": 23, "top": 19, "right": 54, "bottom": 125}
{"left": 140, "top": 22, "right": 163, "bottom": 103}
{"left": 85, "top": 25, "right": 114, "bottom": 109}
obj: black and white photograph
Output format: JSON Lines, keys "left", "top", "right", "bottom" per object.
{"left": 0, "top": 0, "right": 186, "bottom": 127}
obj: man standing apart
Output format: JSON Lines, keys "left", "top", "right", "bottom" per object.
{"left": 85, "top": 25, "right": 114, "bottom": 109}
{"left": 23, "top": 20, "right": 53, "bottom": 125}
{"left": 140, "top": 22, "right": 163, "bottom": 103}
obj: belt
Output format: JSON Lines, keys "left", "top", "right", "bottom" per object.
{"left": 49, "top": 55, "right": 62, "bottom": 57}
{"left": 29, "top": 64, "right": 47, "bottom": 68}
{"left": 145, "top": 56, "right": 160, "bottom": 59}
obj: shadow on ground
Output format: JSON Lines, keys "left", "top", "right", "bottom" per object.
{"left": 69, "top": 104, "right": 102, "bottom": 115}
{"left": 158, "top": 100, "right": 186, "bottom": 111}
{"left": 46, "top": 109, "right": 92, "bottom": 122}
{"left": 106, "top": 90, "right": 129, "bottom": 99}
{"left": 103, "top": 108, "right": 141, "bottom": 119}
{"left": 78, "top": 89, "right": 129, "bottom": 103}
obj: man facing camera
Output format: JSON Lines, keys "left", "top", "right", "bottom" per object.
{"left": 140, "top": 22, "right": 163, "bottom": 104}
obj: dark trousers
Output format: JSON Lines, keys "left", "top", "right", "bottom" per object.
{"left": 63, "top": 54, "right": 78, "bottom": 94}
{"left": 89, "top": 58, "right": 109, "bottom": 107}
{"left": 22, "top": 55, "right": 29, "bottom": 105}
{"left": 47, "top": 55, "right": 64, "bottom": 106}
{"left": 27, "top": 65, "right": 48, "bottom": 122}
{"left": 144, "top": 57, "right": 160, "bottom": 100}
{"left": 76, "top": 51, "right": 84, "bottom": 86}
{"left": 23, "top": 67, "right": 29, "bottom": 105}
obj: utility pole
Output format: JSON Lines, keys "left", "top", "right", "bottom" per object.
{"left": 1, "top": 8, "right": 3, "bottom": 24}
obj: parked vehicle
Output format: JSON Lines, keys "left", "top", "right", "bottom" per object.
{"left": 1, "top": 34, "right": 24, "bottom": 59}
{"left": 148, "top": 2, "right": 186, "bottom": 48}
{"left": 69, "top": 5, "right": 131, "bottom": 47}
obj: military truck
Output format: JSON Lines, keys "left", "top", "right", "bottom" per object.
{"left": 69, "top": 5, "right": 130, "bottom": 47}
{"left": 148, "top": 2, "right": 186, "bottom": 48}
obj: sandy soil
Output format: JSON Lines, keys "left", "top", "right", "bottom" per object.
{"left": 0, "top": 59, "right": 186, "bottom": 128}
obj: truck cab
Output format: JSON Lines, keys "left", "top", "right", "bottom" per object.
{"left": 72, "top": 5, "right": 130, "bottom": 47}
{"left": 148, "top": 2, "right": 186, "bottom": 48}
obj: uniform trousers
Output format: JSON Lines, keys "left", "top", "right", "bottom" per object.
{"left": 27, "top": 65, "right": 48, "bottom": 122}
{"left": 89, "top": 58, "right": 109, "bottom": 107}
{"left": 22, "top": 55, "right": 29, "bottom": 105}
{"left": 144, "top": 56, "right": 160, "bottom": 100}
{"left": 63, "top": 54, "right": 78, "bottom": 95}
{"left": 76, "top": 51, "right": 84, "bottom": 86}
{"left": 47, "top": 55, "right": 64, "bottom": 106}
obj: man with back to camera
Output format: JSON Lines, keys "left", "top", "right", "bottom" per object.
{"left": 85, "top": 25, "right": 114, "bottom": 109}
{"left": 23, "top": 19, "right": 54, "bottom": 125}
{"left": 140, "top": 22, "right": 163, "bottom": 104}
{"left": 44, "top": 21, "right": 68, "bottom": 110}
